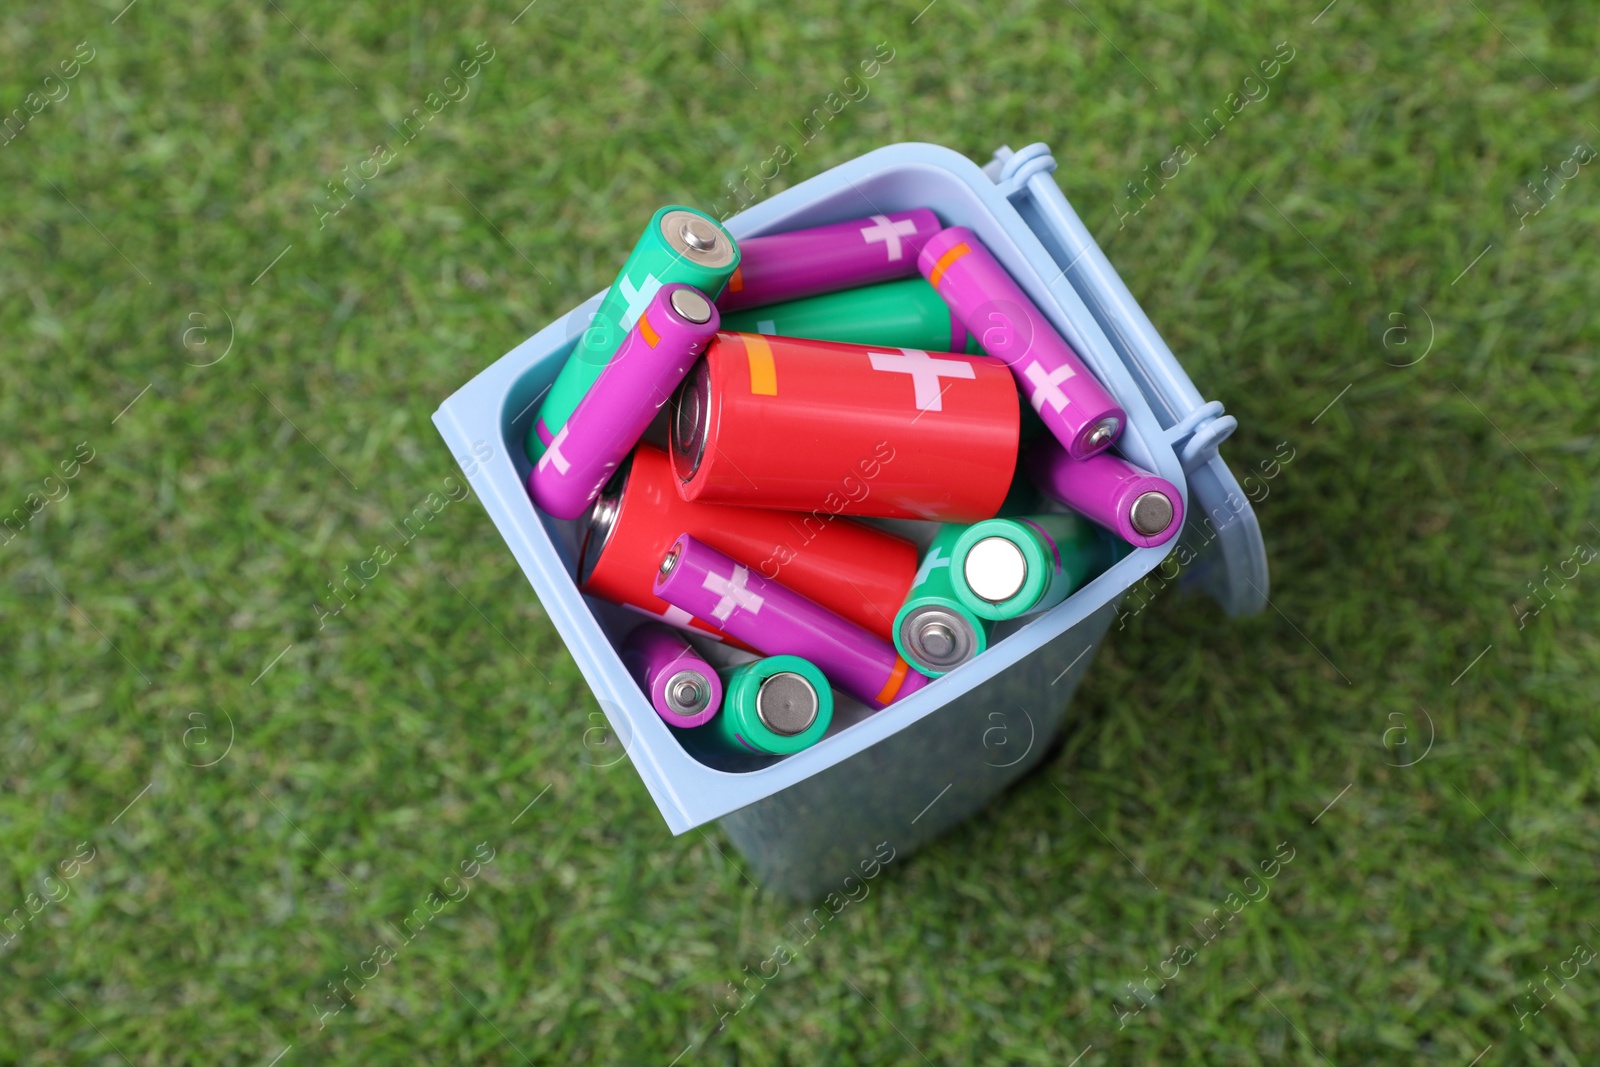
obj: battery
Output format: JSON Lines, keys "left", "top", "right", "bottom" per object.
{"left": 1025, "top": 437, "right": 1185, "bottom": 548}
{"left": 529, "top": 284, "right": 719, "bottom": 520}
{"left": 719, "top": 278, "right": 981, "bottom": 353}
{"left": 703, "top": 655, "right": 834, "bottom": 756}
{"left": 654, "top": 534, "right": 929, "bottom": 709}
{"left": 951, "top": 513, "right": 1116, "bottom": 621}
{"left": 620, "top": 623, "right": 722, "bottom": 728}
{"left": 893, "top": 524, "right": 993, "bottom": 678}
{"left": 717, "top": 208, "right": 941, "bottom": 313}
{"left": 579, "top": 445, "right": 918, "bottom": 642}
{"left": 669, "top": 331, "right": 1018, "bottom": 522}
{"left": 918, "top": 226, "right": 1126, "bottom": 460}
{"left": 528, "top": 206, "right": 740, "bottom": 461}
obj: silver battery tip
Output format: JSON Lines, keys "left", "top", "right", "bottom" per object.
{"left": 920, "top": 622, "right": 955, "bottom": 658}
{"left": 1129, "top": 491, "right": 1174, "bottom": 537}
{"left": 756, "top": 671, "right": 818, "bottom": 736}
{"left": 964, "top": 536, "right": 1027, "bottom": 603}
{"left": 665, "top": 670, "right": 711, "bottom": 715}
{"left": 900, "top": 606, "right": 977, "bottom": 671}
{"left": 669, "top": 287, "right": 713, "bottom": 324}
{"left": 680, "top": 219, "right": 718, "bottom": 252}
{"left": 1082, "top": 417, "right": 1120, "bottom": 452}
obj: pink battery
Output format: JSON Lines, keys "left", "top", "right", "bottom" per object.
{"left": 654, "top": 534, "right": 928, "bottom": 710}
{"left": 718, "top": 209, "right": 942, "bottom": 312}
{"left": 620, "top": 623, "right": 722, "bottom": 728}
{"left": 528, "top": 284, "right": 720, "bottom": 520}
{"left": 919, "top": 227, "right": 1126, "bottom": 460}
{"left": 1025, "top": 437, "right": 1185, "bottom": 548}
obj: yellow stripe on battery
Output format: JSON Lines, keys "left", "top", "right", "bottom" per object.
{"left": 928, "top": 242, "right": 972, "bottom": 288}
{"left": 744, "top": 334, "right": 778, "bottom": 395}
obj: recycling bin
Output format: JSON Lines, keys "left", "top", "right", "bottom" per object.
{"left": 431, "top": 141, "right": 1268, "bottom": 900}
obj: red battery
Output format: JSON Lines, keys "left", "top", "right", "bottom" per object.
{"left": 670, "top": 332, "right": 1019, "bottom": 522}
{"left": 578, "top": 444, "right": 918, "bottom": 643}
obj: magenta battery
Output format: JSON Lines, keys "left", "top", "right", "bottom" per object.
{"left": 1025, "top": 437, "right": 1185, "bottom": 548}
{"left": 620, "top": 623, "right": 722, "bottom": 728}
{"left": 529, "top": 285, "right": 719, "bottom": 521}
{"left": 919, "top": 226, "right": 1126, "bottom": 459}
{"left": 718, "top": 209, "right": 942, "bottom": 312}
{"left": 654, "top": 534, "right": 928, "bottom": 710}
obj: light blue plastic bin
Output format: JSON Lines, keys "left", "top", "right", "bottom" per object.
{"left": 432, "top": 142, "right": 1268, "bottom": 900}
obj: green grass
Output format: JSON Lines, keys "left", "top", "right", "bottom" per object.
{"left": 2, "top": 0, "right": 1597, "bottom": 1063}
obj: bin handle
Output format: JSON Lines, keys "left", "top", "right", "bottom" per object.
{"left": 988, "top": 143, "right": 1235, "bottom": 475}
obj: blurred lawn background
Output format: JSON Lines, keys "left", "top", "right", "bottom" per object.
{"left": 2, "top": 0, "right": 1597, "bottom": 1063}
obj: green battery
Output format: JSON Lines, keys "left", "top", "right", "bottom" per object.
{"left": 951, "top": 512, "right": 1116, "bottom": 621}
{"left": 707, "top": 655, "right": 834, "bottom": 756}
{"left": 718, "top": 277, "right": 983, "bottom": 353}
{"left": 527, "top": 205, "right": 739, "bottom": 461}
{"left": 894, "top": 524, "right": 993, "bottom": 678}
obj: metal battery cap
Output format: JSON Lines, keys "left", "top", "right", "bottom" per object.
{"left": 577, "top": 480, "right": 624, "bottom": 586}
{"left": 756, "top": 671, "right": 818, "bottom": 736}
{"left": 660, "top": 210, "right": 736, "bottom": 270}
{"left": 1081, "top": 416, "right": 1121, "bottom": 453}
{"left": 964, "top": 536, "right": 1028, "bottom": 604}
{"left": 658, "top": 540, "right": 683, "bottom": 580}
{"left": 920, "top": 623, "right": 954, "bottom": 658}
{"left": 671, "top": 358, "right": 711, "bottom": 480}
{"left": 669, "top": 287, "right": 713, "bottom": 324}
{"left": 664, "top": 669, "right": 712, "bottom": 716}
{"left": 899, "top": 606, "right": 977, "bottom": 671}
{"left": 1129, "top": 490, "right": 1175, "bottom": 537}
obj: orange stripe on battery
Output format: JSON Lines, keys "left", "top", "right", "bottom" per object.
{"left": 875, "top": 656, "right": 911, "bottom": 705}
{"left": 745, "top": 335, "right": 778, "bottom": 395}
{"left": 727, "top": 266, "right": 744, "bottom": 293}
{"left": 928, "top": 242, "right": 972, "bottom": 288}
{"left": 638, "top": 311, "right": 660, "bottom": 348}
